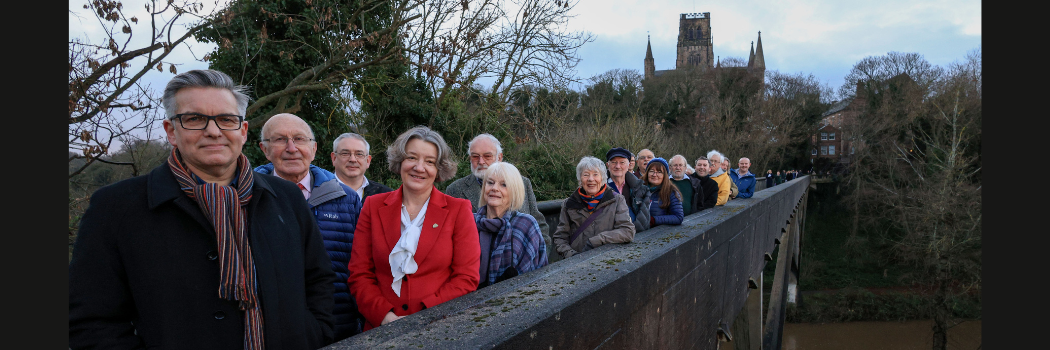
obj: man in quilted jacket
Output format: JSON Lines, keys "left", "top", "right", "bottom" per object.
{"left": 255, "top": 113, "right": 363, "bottom": 341}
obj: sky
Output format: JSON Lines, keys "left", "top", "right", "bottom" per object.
{"left": 69, "top": 0, "right": 980, "bottom": 146}
{"left": 565, "top": 0, "right": 980, "bottom": 94}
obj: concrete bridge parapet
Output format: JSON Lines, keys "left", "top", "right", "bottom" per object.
{"left": 324, "top": 176, "right": 811, "bottom": 350}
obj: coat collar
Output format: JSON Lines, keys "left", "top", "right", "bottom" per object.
{"left": 379, "top": 186, "right": 451, "bottom": 264}
{"left": 146, "top": 162, "right": 278, "bottom": 237}
{"left": 307, "top": 179, "right": 348, "bottom": 207}
{"left": 147, "top": 162, "right": 277, "bottom": 210}
{"left": 565, "top": 185, "right": 615, "bottom": 210}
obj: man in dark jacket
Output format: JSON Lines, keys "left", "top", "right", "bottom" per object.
{"left": 633, "top": 148, "right": 655, "bottom": 179}
{"left": 330, "top": 132, "right": 393, "bottom": 201}
{"left": 255, "top": 113, "right": 363, "bottom": 341}
{"left": 69, "top": 69, "right": 336, "bottom": 350}
{"left": 692, "top": 156, "right": 719, "bottom": 211}
{"left": 668, "top": 155, "right": 708, "bottom": 215}
{"left": 605, "top": 147, "right": 651, "bottom": 233}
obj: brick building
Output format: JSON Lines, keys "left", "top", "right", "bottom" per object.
{"left": 811, "top": 73, "right": 918, "bottom": 171}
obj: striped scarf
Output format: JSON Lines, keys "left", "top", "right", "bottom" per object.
{"left": 577, "top": 184, "right": 607, "bottom": 213}
{"left": 168, "top": 148, "right": 264, "bottom": 350}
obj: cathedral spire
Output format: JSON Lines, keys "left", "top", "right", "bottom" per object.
{"left": 747, "top": 40, "right": 755, "bottom": 69}
{"left": 644, "top": 34, "right": 655, "bottom": 80}
{"left": 646, "top": 35, "right": 654, "bottom": 60}
{"left": 753, "top": 31, "right": 765, "bottom": 71}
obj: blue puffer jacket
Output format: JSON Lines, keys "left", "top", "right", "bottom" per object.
{"left": 254, "top": 163, "right": 363, "bottom": 340}
{"left": 648, "top": 188, "right": 684, "bottom": 226}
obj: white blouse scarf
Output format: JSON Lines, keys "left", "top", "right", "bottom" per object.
{"left": 389, "top": 198, "right": 430, "bottom": 296}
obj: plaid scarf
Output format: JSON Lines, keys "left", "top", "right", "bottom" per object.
{"left": 577, "top": 184, "right": 607, "bottom": 213}
{"left": 474, "top": 208, "right": 548, "bottom": 286}
{"left": 168, "top": 148, "right": 264, "bottom": 350}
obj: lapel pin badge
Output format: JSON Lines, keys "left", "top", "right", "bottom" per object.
{"left": 433, "top": 223, "right": 439, "bottom": 228}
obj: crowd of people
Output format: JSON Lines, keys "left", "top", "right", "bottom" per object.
{"left": 68, "top": 69, "right": 784, "bottom": 349}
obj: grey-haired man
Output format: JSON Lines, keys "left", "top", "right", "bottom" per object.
{"left": 331, "top": 132, "right": 393, "bottom": 201}
{"left": 69, "top": 69, "right": 336, "bottom": 349}
{"left": 445, "top": 133, "right": 549, "bottom": 245}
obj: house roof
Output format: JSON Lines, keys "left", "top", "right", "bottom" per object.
{"left": 821, "top": 99, "right": 851, "bottom": 117}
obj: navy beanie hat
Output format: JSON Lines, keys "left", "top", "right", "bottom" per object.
{"left": 646, "top": 157, "right": 670, "bottom": 172}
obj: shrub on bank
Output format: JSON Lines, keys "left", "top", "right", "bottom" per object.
{"left": 785, "top": 287, "right": 981, "bottom": 323}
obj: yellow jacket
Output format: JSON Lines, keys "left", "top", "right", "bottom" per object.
{"left": 711, "top": 172, "right": 732, "bottom": 205}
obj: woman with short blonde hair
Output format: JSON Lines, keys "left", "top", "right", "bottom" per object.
{"left": 474, "top": 162, "right": 547, "bottom": 288}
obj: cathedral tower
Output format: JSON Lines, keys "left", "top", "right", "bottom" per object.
{"left": 675, "top": 12, "right": 714, "bottom": 70}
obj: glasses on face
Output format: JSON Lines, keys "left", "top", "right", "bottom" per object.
{"left": 336, "top": 151, "right": 368, "bottom": 160}
{"left": 263, "top": 136, "right": 315, "bottom": 146}
{"left": 470, "top": 153, "right": 496, "bottom": 163}
{"left": 172, "top": 113, "right": 244, "bottom": 130}
{"left": 648, "top": 169, "right": 664, "bottom": 175}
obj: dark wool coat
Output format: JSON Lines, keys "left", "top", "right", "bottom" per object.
{"left": 69, "top": 163, "right": 337, "bottom": 350}
{"left": 607, "top": 171, "right": 652, "bottom": 233}
{"left": 362, "top": 180, "right": 394, "bottom": 200}
{"left": 695, "top": 175, "right": 719, "bottom": 211}
{"left": 255, "top": 164, "right": 363, "bottom": 340}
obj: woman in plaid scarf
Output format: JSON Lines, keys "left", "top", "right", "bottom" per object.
{"left": 474, "top": 162, "right": 548, "bottom": 288}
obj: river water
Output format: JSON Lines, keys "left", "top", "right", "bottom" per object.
{"left": 781, "top": 320, "right": 981, "bottom": 350}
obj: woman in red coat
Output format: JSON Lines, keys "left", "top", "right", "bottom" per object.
{"left": 348, "top": 126, "right": 480, "bottom": 331}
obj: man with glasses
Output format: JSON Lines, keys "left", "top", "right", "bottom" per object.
{"left": 632, "top": 149, "right": 655, "bottom": 179}
{"left": 445, "top": 133, "right": 549, "bottom": 244}
{"left": 254, "top": 113, "right": 364, "bottom": 341}
{"left": 605, "top": 147, "right": 650, "bottom": 233}
{"left": 70, "top": 70, "right": 337, "bottom": 349}
{"left": 706, "top": 151, "right": 733, "bottom": 206}
{"left": 330, "top": 132, "right": 392, "bottom": 201}
{"left": 668, "top": 154, "right": 707, "bottom": 215}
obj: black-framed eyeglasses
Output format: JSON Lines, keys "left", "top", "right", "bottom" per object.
{"left": 171, "top": 113, "right": 244, "bottom": 130}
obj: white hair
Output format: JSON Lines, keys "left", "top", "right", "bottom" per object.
{"left": 575, "top": 156, "right": 608, "bottom": 188}
{"left": 468, "top": 133, "right": 503, "bottom": 155}
{"left": 706, "top": 150, "right": 725, "bottom": 164}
